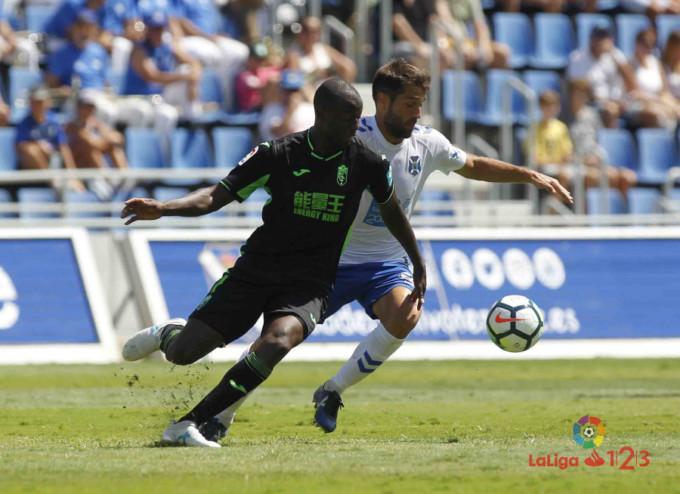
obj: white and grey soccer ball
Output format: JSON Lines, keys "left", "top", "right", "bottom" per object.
{"left": 486, "top": 295, "right": 544, "bottom": 353}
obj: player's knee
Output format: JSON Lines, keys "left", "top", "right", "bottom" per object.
{"left": 259, "top": 323, "right": 304, "bottom": 359}
{"left": 383, "top": 304, "right": 422, "bottom": 339}
{"left": 165, "top": 346, "right": 198, "bottom": 366}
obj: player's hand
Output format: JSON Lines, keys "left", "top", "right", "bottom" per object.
{"left": 121, "top": 197, "right": 164, "bottom": 225}
{"left": 410, "top": 261, "right": 427, "bottom": 310}
{"left": 531, "top": 171, "right": 573, "bottom": 204}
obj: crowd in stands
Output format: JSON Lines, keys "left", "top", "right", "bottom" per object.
{"left": 0, "top": 0, "right": 677, "bottom": 215}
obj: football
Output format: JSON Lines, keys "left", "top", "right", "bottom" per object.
{"left": 486, "top": 295, "right": 544, "bottom": 352}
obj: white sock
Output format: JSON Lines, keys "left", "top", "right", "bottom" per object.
{"left": 215, "top": 344, "right": 253, "bottom": 427}
{"left": 325, "top": 323, "right": 404, "bottom": 395}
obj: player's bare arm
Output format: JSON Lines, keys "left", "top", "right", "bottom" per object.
{"left": 121, "top": 184, "right": 235, "bottom": 225}
{"left": 377, "top": 192, "right": 427, "bottom": 308}
{"left": 455, "top": 154, "right": 574, "bottom": 204}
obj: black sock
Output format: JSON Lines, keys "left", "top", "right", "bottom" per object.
{"left": 178, "top": 352, "right": 272, "bottom": 426}
{"left": 159, "top": 323, "right": 183, "bottom": 353}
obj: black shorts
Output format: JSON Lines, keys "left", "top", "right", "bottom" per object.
{"left": 189, "top": 268, "right": 328, "bottom": 344}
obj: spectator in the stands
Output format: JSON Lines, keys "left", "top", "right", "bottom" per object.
{"left": 436, "top": 0, "right": 510, "bottom": 69}
{"left": 568, "top": 79, "right": 637, "bottom": 200}
{"left": 525, "top": 90, "right": 573, "bottom": 189}
{"left": 220, "top": 0, "right": 266, "bottom": 45}
{"left": 44, "top": 0, "right": 106, "bottom": 52}
{"left": 45, "top": 10, "right": 109, "bottom": 94}
{"left": 619, "top": 0, "right": 680, "bottom": 18}
{"left": 235, "top": 42, "right": 282, "bottom": 112}
{"left": 0, "top": 9, "right": 40, "bottom": 70}
{"left": 392, "top": 0, "right": 455, "bottom": 70}
{"left": 172, "top": 0, "right": 249, "bottom": 109}
{"left": 567, "top": 22, "right": 665, "bottom": 128}
{"left": 122, "top": 10, "right": 202, "bottom": 154}
{"left": 65, "top": 90, "right": 128, "bottom": 171}
{"left": 662, "top": 31, "right": 680, "bottom": 100}
{"left": 15, "top": 85, "right": 85, "bottom": 191}
{"left": 259, "top": 69, "right": 315, "bottom": 141}
{"left": 630, "top": 28, "right": 680, "bottom": 128}
{"left": 0, "top": 93, "right": 8, "bottom": 127}
{"left": 290, "top": 16, "right": 357, "bottom": 83}
{"left": 100, "top": 0, "right": 145, "bottom": 72}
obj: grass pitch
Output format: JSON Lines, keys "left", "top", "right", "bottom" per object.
{"left": 1, "top": 359, "right": 679, "bottom": 494}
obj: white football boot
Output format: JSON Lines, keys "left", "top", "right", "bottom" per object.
{"left": 122, "top": 318, "right": 186, "bottom": 361}
{"left": 161, "top": 420, "right": 221, "bottom": 448}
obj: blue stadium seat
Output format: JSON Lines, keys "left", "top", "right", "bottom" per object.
{"left": 531, "top": 14, "right": 575, "bottom": 69}
{"left": 200, "top": 68, "right": 223, "bottom": 105}
{"left": 586, "top": 188, "right": 625, "bottom": 214}
{"left": 596, "top": 0, "right": 619, "bottom": 10}
{"left": 523, "top": 71, "right": 561, "bottom": 121}
{"left": 480, "top": 69, "right": 525, "bottom": 126}
{"left": 616, "top": 14, "right": 652, "bottom": 58}
{"left": 171, "top": 129, "right": 214, "bottom": 169}
{"left": 125, "top": 128, "right": 165, "bottom": 169}
{"left": 0, "top": 128, "right": 17, "bottom": 172}
{"left": 153, "top": 187, "right": 190, "bottom": 203}
{"left": 656, "top": 15, "right": 680, "bottom": 48}
{"left": 598, "top": 129, "right": 638, "bottom": 171}
{"left": 442, "top": 70, "right": 484, "bottom": 123}
{"left": 18, "top": 188, "right": 59, "bottom": 218}
{"left": 65, "top": 190, "right": 106, "bottom": 218}
{"left": 575, "top": 14, "right": 614, "bottom": 51}
{"left": 9, "top": 68, "right": 44, "bottom": 124}
{"left": 212, "top": 127, "right": 254, "bottom": 169}
{"left": 493, "top": 13, "right": 533, "bottom": 69}
{"left": 0, "top": 189, "right": 14, "bottom": 218}
{"left": 636, "top": 128, "right": 678, "bottom": 184}
{"left": 628, "top": 188, "right": 660, "bottom": 214}
{"left": 25, "top": 5, "right": 58, "bottom": 32}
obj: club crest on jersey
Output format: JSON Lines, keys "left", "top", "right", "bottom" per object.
{"left": 408, "top": 155, "right": 422, "bottom": 176}
{"left": 238, "top": 146, "right": 258, "bottom": 166}
{"left": 337, "top": 164, "right": 348, "bottom": 186}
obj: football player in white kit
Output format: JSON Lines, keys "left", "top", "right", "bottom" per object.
{"left": 200, "top": 59, "right": 572, "bottom": 441}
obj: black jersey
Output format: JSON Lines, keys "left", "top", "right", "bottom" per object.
{"left": 219, "top": 129, "right": 394, "bottom": 289}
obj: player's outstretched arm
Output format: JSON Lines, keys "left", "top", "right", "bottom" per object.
{"left": 377, "top": 193, "right": 427, "bottom": 308}
{"left": 455, "top": 154, "right": 573, "bottom": 204}
{"left": 121, "top": 184, "right": 235, "bottom": 225}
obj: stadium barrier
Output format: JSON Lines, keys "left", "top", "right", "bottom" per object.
{"left": 125, "top": 227, "right": 680, "bottom": 361}
{"left": 0, "top": 228, "right": 118, "bottom": 364}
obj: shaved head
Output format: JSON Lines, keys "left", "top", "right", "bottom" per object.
{"left": 313, "top": 78, "right": 362, "bottom": 119}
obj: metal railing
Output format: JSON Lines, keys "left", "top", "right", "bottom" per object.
{"left": 379, "top": 0, "right": 393, "bottom": 67}
{"left": 500, "top": 77, "right": 538, "bottom": 212}
{"left": 322, "top": 15, "right": 355, "bottom": 62}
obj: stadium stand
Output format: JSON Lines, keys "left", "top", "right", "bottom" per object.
{"left": 442, "top": 71, "right": 484, "bottom": 124}
{"left": 125, "top": 129, "right": 165, "bottom": 169}
{"left": 531, "top": 13, "right": 575, "bottom": 69}
{"left": 575, "top": 14, "right": 615, "bottom": 50}
{"left": 492, "top": 13, "right": 533, "bottom": 69}
{"left": 636, "top": 129, "right": 679, "bottom": 185}
{"left": 616, "top": 14, "right": 652, "bottom": 57}
{"left": 0, "top": 128, "right": 17, "bottom": 171}
{"left": 18, "top": 188, "right": 58, "bottom": 218}
{"left": 212, "top": 127, "right": 254, "bottom": 169}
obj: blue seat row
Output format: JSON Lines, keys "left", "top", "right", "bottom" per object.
{"left": 494, "top": 13, "right": 680, "bottom": 69}
{"left": 442, "top": 69, "right": 560, "bottom": 125}
{"left": 598, "top": 128, "right": 680, "bottom": 184}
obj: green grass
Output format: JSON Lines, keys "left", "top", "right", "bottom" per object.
{"left": 1, "top": 359, "right": 679, "bottom": 493}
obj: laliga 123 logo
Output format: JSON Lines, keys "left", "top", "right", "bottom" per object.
{"left": 529, "top": 414, "right": 650, "bottom": 470}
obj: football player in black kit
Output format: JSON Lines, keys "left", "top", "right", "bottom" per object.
{"left": 120, "top": 78, "right": 427, "bottom": 447}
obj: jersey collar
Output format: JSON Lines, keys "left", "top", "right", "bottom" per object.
{"left": 307, "top": 128, "right": 344, "bottom": 161}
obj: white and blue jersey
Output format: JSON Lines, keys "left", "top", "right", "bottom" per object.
{"left": 340, "top": 116, "right": 466, "bottom": 265}
{"left": 323, "top": 116, "right": 467, "bottom": 320}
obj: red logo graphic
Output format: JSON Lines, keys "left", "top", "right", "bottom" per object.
{"left": 585, "top": 450, "right": 605, "bottom": 467}
{"left": 495, "top": 313, "right": 525, "bottom": 324}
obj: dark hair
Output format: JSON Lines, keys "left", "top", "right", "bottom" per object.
{"left": 662, "top": 30, "right": 680, "bottom": 66}
{"left": 635, "top": 28, "right": 656, "bottom": 45}
{"left": 313, "top": 77, "right": 362, "bottom": 114}
{"left": 372, "top": 58, "right": 431, "bottom": 103}
{"left": 568, "top": 79, "right": 592, "bottom": 99}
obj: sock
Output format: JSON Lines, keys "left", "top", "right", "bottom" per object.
{"left": 159, "top": 323, "right": 184, "bottom": 353}
{"left": 214, "top": 345, "right": 252, "bottom": 427}
{"left": 325, "top": 323, "right": 404, "bottom": 395}
{"left": 178, "top": 352, "right": 272, "bottom": 426}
